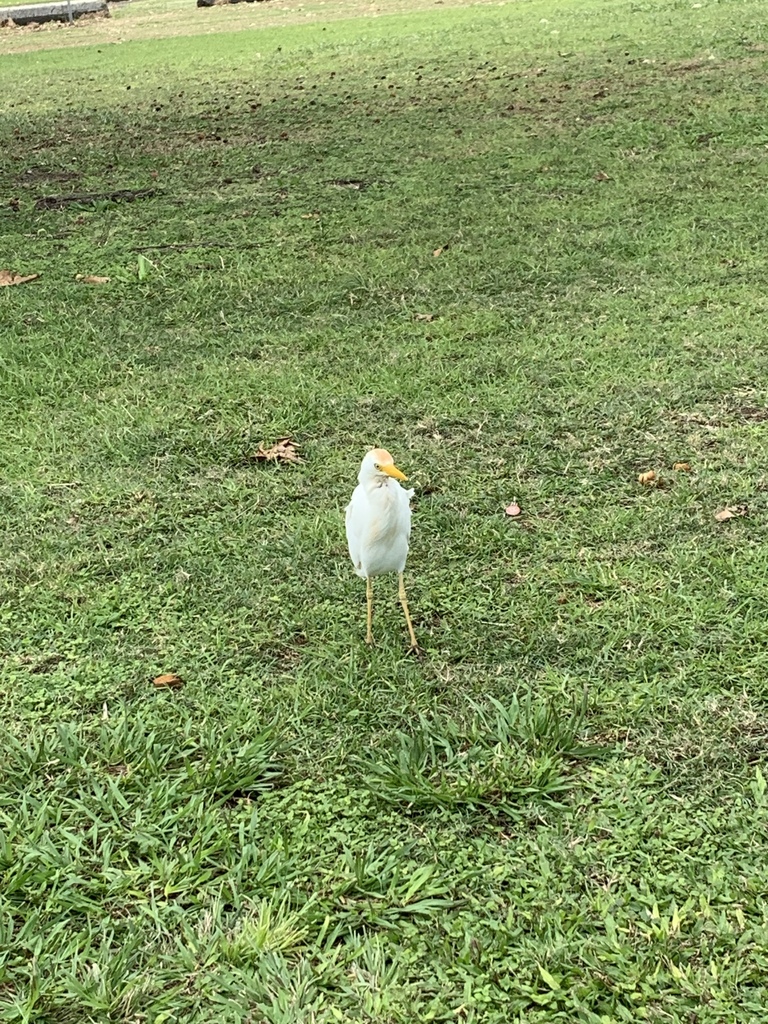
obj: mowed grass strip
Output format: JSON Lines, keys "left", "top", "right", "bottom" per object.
{"left": 2, "top": 0, "right": 768, "bottom": 1020}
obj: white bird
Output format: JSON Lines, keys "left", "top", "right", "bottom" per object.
{"left": 345, "top": 448, "right": 418, "bottom": 651}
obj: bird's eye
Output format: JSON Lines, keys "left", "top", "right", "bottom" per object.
{"left": 374, "top": 463, "right": 380, "bottom": 470}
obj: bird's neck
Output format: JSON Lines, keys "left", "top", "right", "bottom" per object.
{"left": 362, "top": 475, "right": 393, "bottom": 494}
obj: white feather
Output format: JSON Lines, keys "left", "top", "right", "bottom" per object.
{"left": 345, "top": 451, "right": 414, "bottom": 579}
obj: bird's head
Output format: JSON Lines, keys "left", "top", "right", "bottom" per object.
{"left": 360, "top": 448, "right": 407, "bottom": 483}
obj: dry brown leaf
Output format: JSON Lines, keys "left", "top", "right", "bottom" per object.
{"left": 714, "top": 505, "right": 747, "bottom": 522}
{"left": 414, "top": 313, "right": 435, "bottom": 322}
{"left": 505, "top": 501, "right": 522, "bottom": 517}
{"left": 253, "top": 436, "right": 302, "bottom": 464}
{"left": 433, "top": 245, "right": 448, "bottom": 257}
{"left": 75, "top": 274, "right": 110, "bottom": 284}
{"left": 673, "top": 462, "right": 691, "bottom": 471}
{"left": 637, "top": 470, "right": 656, "bottom": 485}
{"left": 0, "top": 269, "right": 39, "bottom": 287}
{"left": 594, "top": 170, "right": 611, "bottom": 181}
{"left": 153, "top": 672, "right": 184, "bottom": 689}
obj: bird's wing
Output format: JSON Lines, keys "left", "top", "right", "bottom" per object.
{"left": 399, "top": 485, "right": 414, "bottom": 542}
{"left": 345, "top": 485, "right": 366, "bottom": 574}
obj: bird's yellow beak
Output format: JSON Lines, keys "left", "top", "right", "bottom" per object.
{"left": 380, "top": 463, "right": 407, "bottom": 482}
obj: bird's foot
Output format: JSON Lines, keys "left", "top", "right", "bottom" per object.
{"left": 407, "top": 643, "right": 423, "bottom": 660}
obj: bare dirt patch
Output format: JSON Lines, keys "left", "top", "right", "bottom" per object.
{"left": 17, "top": 166, "right": 80, "bottom": 184}
{"left": 0, "top": 0, "right": 510, "bottom": 52}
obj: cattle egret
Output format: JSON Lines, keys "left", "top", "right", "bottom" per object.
{"left": 345, "top": 448, "right": 418, "bottom": 651}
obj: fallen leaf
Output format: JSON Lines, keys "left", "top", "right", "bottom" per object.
{"left": 253, "top": 436, "right": 302, "bottom": 464}
{"left": 433, "top": 245, "right": 448, "bottom": 257}
{"left": 673, "top": 462, "right": 691, "bottom": 471}
{"left": 0, "top": 269, "right": 39, "bottom": 287}
{"left": 75, "top": 274, "right": 110, "bottom": 284}
{"left": 505, "top": 501, "right": 522, "bottom": 517}
{"left": 594, "top": 170, "right": 611, "bottom": 181}
{"left": 714, "top": 505, "right": 747, "bottom": 522}
{"left": 414, "top": 312, "right": 435, "bottom": 322}
{"left": 153, "top": 672, "right": 184, "bottom": 689}
{"left": 637, "top": 470, "right": 656, "bottom": 485}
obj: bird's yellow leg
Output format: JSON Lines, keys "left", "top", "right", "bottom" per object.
{"left": 398, "top": 572, "right": 419, "bottom": 651}
{"left": 366, "top": 576, "right": 374, "bottom": 645}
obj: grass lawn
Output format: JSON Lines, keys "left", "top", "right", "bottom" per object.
{"left": 2, "top": 0, "right": 768, "bottom": 1019}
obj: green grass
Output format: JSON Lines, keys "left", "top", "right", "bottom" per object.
{"left": 2, "top": 0, "right": 768, "bottom": 1019}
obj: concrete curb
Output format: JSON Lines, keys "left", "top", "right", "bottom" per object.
{"left": 0, "top": 0, "right": 108, "bottom": 25}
